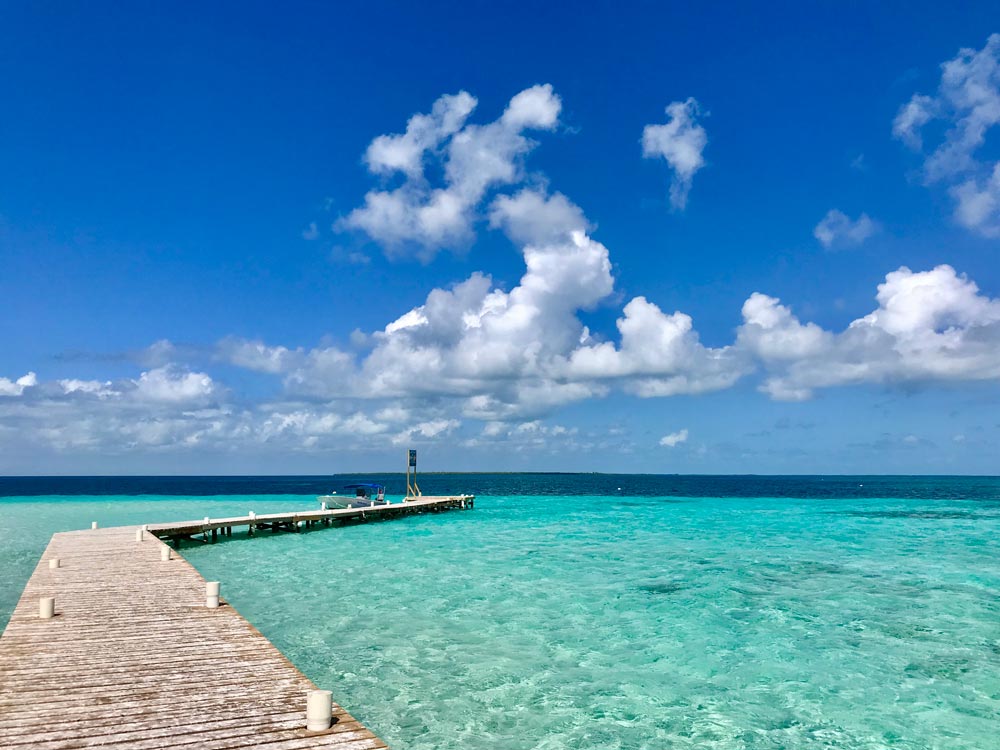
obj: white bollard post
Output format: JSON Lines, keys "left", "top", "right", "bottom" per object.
{"left": 91, "top": 521, "right": 98, "bottom": 530}
{"left": 321, "top": 501, "right": 327, "bottom": 511}
{"left": 206, "top": 581, "right": 220, "bottom": 609}
{"left": 49, "top": 558, "right": 61, "bottom": 569}
{"left": 135, "top": 528, "right": 145, "bottom": 542}
{"left": 39, "top": 597, "right": 55, "bottom": 619}
{"left": 161, "top": 546, "right": 172, "bottom": 562}
{"left": 306, "top": 689, "right": 332, "bottom": 731}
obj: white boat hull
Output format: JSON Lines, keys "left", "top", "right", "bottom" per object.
{"left": 318, "top": 495, "right": 388, "bottom": 509}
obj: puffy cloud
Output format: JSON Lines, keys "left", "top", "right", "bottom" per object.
{"left": 343, "top": 189, "right": 616, "bottom": 412}
{"left": 892, "top": 94, "right": 936, "bottom": 150}
{"left": 743, "top": 264, "right": 1000, "bottom": 400}
{"left": 7, "top": 363, "right": 215, "bottom": 411}
{"left": 565, "top": 296, "right": 746, "bottom": 397}
{"left": 951, "top": 162, "right": 1000, "bottom": 237}
{"left": 140, "top": 339, "right": 181, "bottom": 368}
{"left": 501, "top": 85, "right": 561, "bottom": 130}
{"left": 461, "top": 419, "right": 579, "bottom": 450}
{"left": 283, "top": 347, "right": 355, "bottom": 397}
{"left": 488, "top": 189, "right": 591, "bottom": 246}
{"left": 813, "top": 209, "right": 878, "bottom": 249}
{"left": 287, "top": 176, "right": 744, "bottom": 416}
{"left": 8, "top": 262, "right": 1000, "bottom": 456}
{"left": 642, "top": 98, "right": 708, "bottom": 210}
{"left": 59, "top": 379, "right": 115, "bottom": 398}
{"left": 0, "top": 372, "right": 37, "bottom": 397}
{"left": 737, "top": 293, "right": 831, "bottom": 361}
{"left": 133, "top": 367, "right": 217, "bottom": 404}
{"left": 318, "top": 88, "right": 737, "bottom": 413}
{"left": 659, "top": 429, "right": 688, "bottom": 448}
{"left": 339, "top": 85, "right": 561, "bottom": 257}
{"left": 293, "top": 86, "right": 1000, "bottom": 416}
{"left": 258, "top": 409, "right": 389, "bottom": 444}
{"left": 364, "top": 91, "right": 477, "bottom": 177}
{"left": 0, "top": 368, "right": 232, "bottom": 452}
{"left": 216, "top": 338, "right": 303, "bottom": 374}
{"left": 340, "top": 185, "right": 474, "bottom": 252}
{"left": 391, "top": 419, "right": 460, "bottom": 446}
{"left": 0, "top": 365, "right": 428, "bottom": 455}
{"left": 894, "top": 34, "right": 1000, "bottom": 235}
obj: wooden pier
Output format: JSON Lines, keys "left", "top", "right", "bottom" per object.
{"left": 147, "top": 494, "right": 474, "bottom": 545}
{"left": 0, "top": 494, "right": 473, "bottom": 748}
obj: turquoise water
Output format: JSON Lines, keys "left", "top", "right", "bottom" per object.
{"left": 3, "top": 482, "right": 1000, "bottom": 748}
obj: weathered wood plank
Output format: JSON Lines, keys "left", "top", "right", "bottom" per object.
{"left": 0, "top": 527, "right": 388, "bottom": 748}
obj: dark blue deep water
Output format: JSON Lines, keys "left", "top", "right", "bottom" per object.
{"left": 3, "top": 473, "right": 1000, "bottom": 500}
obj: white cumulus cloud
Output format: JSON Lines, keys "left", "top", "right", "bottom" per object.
{"left": 340, "top": 84, "right": 562, "bottom": 257}
{"left": 742, "top": 264, "right": 1000, "bottom": 400}
{"left": 813, "top": 209, "right": 878, "bottom": 249}
{"left": 133, "top": 367, "right": 217, "bottom": 404}
{"left": 391, "top": 419, "right": 460, "bottom": 446}
{"left": 659, "top": 429, "right": 689, "bottom": 447}
{"left": 642, "top": 98, "right": 708, "bottom": 210}
{"left": 893, "top": 34, "right": 1000, "bottom": 236}
{"left": 0, "top": 372, "right": 37, "bottom": 397}
{"left": 216, "top": 338, "right": 304, "bottom": 374}
{"left": 364, "top": 91, "right": 477, "bottom": 178}
{"left": 951, "top": 162, "right": 1000, "bottom": 237}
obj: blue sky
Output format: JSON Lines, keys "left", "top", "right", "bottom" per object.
{"left": 2, "top": 2, "right": 1000, "bottom": 474}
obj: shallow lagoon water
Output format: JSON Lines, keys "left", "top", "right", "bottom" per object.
{"left": 3, "top": 478, "right": 1000, "bottom": 749}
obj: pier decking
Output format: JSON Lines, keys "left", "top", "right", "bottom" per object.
{"left": 147, "top": 494, "right": 474, "bottom": 544}
{"left": 0, "top": 495, "right": 473, "bottom": 748}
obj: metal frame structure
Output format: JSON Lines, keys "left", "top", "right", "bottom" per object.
{"left": 405, "top": 448, "right": 421, "bottom": 499}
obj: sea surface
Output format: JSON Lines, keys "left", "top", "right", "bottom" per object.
{"left": 2, "top": 474, "right": 1000, "bottom": 749}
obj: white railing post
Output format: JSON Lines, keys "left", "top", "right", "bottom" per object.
{"left": 306, "top": 689, "right": 332, "bottom": 731}
{"left": 206, "top": 581, "right": 220, "bottom": 608}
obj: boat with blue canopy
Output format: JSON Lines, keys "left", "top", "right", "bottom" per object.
{"left": 318, "top": 483, "right": 387, "bottom": 509}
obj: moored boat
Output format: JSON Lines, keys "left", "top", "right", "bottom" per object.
{"left": 318, "top": 483, "right": 387, "bottom": 509}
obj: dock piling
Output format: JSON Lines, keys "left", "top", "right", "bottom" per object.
{"left": 48, "top": 558, "right": 60, "bottom": 569}
{"left": 161, "top": 546, "right": 172, "bottom": 562}
{"left": 206, "top": 581, "right": 220, "bottom": 609}
{"left": 306, "top": 690, "right": 333, "bottom": 731}
{"left": 39, "top": 597, "right": 55, "bottom": 619}
{"left": 91, "top": 521, "right": 98, "bottom": 530}
{"left": 135, "top": 528, "right": 145, "bottom": 542}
